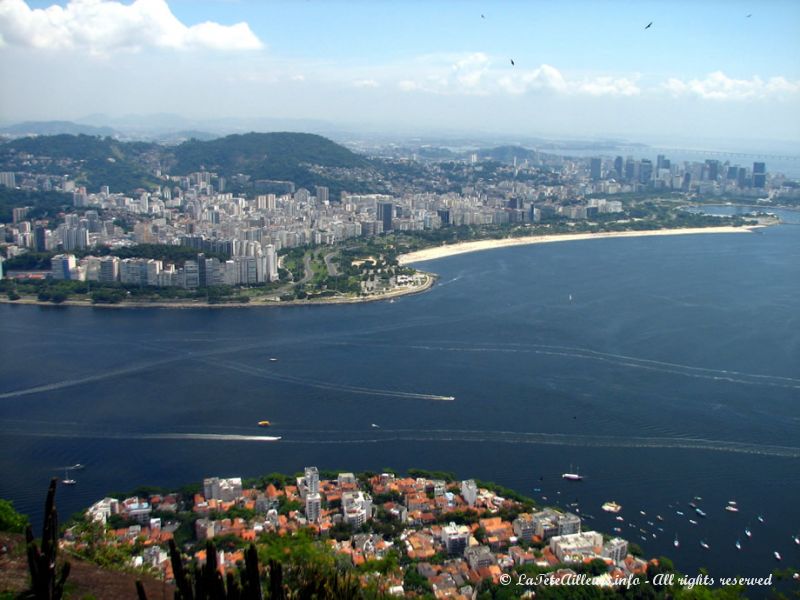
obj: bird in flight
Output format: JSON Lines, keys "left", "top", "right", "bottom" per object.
{"left": 645, "top": 21, "right": 653, "bottom": 29}
{"left": 510, "top": 58, "right": 515, "bottom": 66}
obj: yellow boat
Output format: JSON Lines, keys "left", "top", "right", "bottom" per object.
{"left": 258, "top": 420, "right": 271, "bottom": 427}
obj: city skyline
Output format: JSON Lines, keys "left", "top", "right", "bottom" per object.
{"left": 1, "top": 0, "right": 799, "bottom": 145}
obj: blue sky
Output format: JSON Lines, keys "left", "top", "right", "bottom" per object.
{"left": 3, "top": 0, "right": 800, "bottom": 144}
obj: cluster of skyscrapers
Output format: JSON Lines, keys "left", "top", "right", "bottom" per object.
{"left": 590, "top": 155, "right": 770, "bottom": 194}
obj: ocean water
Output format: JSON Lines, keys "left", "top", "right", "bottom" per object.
{"left": 1, "top": 218, "right": 799, "bottom": 586}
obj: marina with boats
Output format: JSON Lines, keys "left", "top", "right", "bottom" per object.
{"left": 529, "top": 469, "right": 793, "bottom": 568}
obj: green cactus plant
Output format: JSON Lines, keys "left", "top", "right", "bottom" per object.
{"left": 25, "top": 477, "right": 71, "bottom": 600}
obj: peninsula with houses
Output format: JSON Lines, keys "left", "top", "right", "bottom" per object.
{"left": 9, "top": 467, "right": 743, "bottom": 599}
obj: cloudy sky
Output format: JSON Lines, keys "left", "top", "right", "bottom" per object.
{"left": 1, "top": 0, "right": 799, "bottom": 146}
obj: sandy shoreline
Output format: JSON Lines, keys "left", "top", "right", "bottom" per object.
{"left": 397, "top": 226, "right": 760, "bottom": 265}
{"left": 0, "top": 226, "right": 759, "bottom": 309}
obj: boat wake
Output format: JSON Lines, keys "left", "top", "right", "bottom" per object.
{"left": 275, "top": 429, "right": 800, "bottom": 457}
{"left": 3, "top": 428, "right": 797, "bottom": 456}
{"left": 330, "top": 340, "right": 800, "bottom": 390}
{"left": 0, "top": 342, "right": 454, "bottom": 402}
{"left": 211, "top": 359, "right": 454, "bottom": 401}
{"left": 3, "top": 430, "right": 282, "bottom": 442}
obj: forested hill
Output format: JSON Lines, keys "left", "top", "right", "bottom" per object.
{"left": 171, "top": 132, "right": 368, "bottom": 175}
{"left": 0, "top": 134, "right": 161, "bottom": 193}
{"left": 168, "top": 132, "right": 374, "bottom": 192}
{"left": 0, "top": 132, "right": 381, "bottom": 196}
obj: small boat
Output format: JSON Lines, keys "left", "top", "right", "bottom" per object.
{"left": 615, "top": 516, "right": 624, "bottom": 521}
{"left": 370, "top": 423, "right": 380, "bottom": 428}
{"left": 774, "top": 551, "right": 781, "bottom": 561}
{"left": 745, "top": 528, "right": 752, "bottom": 538}
{"left": 61, "top": 469, "right": 76, "bottom": 486}
{"left": 695, "top": 508, "right": 707, "bottom": 518}
{"left": 533, "top": 488, "right": 542, "bottom": 492}
{"left": 674, "top": 535, "right": 680, "bottom": 548}
{"left": 647, "top": 521, "right": 655, "bottom": 527}
{"left": 656, "top": 515, "right": 664, "bottom": 521}
{"left": 689, "top": 519, "right": 698, "bottom": 525}
{"left": 725, "top": 505, "right": 739, "bottom": 513}
{"left": 613, "top": 527, "right": 622, "bottom": 533}
{"left": 694, "top": 496, "right": 703, "bottom": 501}
{"left": 676, "top": 510, "right": 684, "bottom": 516}
{"left": 70, "top": 463, "right": 85, "bottom": 470}
{"left": 793, "top": 535, "right": 800, "bottom": 545}
{"left": 257, "top": 420, "right": 271, "bottom": 427}
{"left": 700, "top": 540, "right": 710, "bottom": 550}
{"left": 601, "top": 501, "right": 622, "bottom": 513}
{"left": 640, "top": 510, "right": 646, "bottom": 516}
{"left": 640, "top": 536, "right": 647, "bottom": 542}
{"left": 268, "top": 357, "right": 279, "bottom": 362}
{"left": 568, "top": 294, "right": 573, "bottom": 302}
{"left": 728, "top": 500, "right": 737, "bottom": 505}
{"left": 757, "top": 515, "right": 765, "bottom": 523}
{"left": 735, "top": 540, "right": 742, "bottom": 550}
{"left": 689, "top": 502, "right": 697, "bottom": 509}
{"left": 562, "top": 470, "right": 583, "bottom": 481}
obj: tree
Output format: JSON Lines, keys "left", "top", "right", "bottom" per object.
{"left": 0, "top": 498, "right": 28, "bottom": 533}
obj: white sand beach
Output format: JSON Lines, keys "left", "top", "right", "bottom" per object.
{"left": 397, "top": 226, "right": 760, "bottom": 265}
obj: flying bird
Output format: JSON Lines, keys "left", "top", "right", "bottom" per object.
{"left": 645, "top": 21, "right": 653, "bottom": 29}
{"left": 510, "top": 58, "right": 515, "bottom": 66}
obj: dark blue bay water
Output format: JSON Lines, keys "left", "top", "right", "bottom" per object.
{"left": 1, "top": 220, "right": 799, "bottom": 587}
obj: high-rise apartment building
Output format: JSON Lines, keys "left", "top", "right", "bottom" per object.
{"left": 753, "top": 162, "right": 766, "bottom": 188}
{"left": 590, "top": 158, "right": 602, "bottom": 181}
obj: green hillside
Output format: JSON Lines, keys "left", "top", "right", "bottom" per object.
{"left": 1, "top": 134, "right": 160, "bottom": 193}
{"left": 170, "top": 131, "right": 370, "bottom": 188}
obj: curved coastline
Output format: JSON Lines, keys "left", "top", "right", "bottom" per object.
{"left": 397, "top": 225, "right": 761, "bottom": 265}
{"left": 0, "top": 226, "right": 761, "bottom": 309}
{"left": 0, "top": 270, "right": 437, "bottom": 310}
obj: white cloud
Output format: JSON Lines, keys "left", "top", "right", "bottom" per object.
{"left": 577, "top": 76, "right": 640, "bottom": 97}
{"left": 0, "top": 0, "right": 263, "bottom": 54}
{"left": 663, "top": 71, "right": 800, "bottom": 100}
{"left": 450, "top": 52, "right": 490, "bottom": 94}
{"left": 388, "top": 55, "right": 638, "bottom": 98}
{"left": 397, "top": 80, "right": 419, "bottom": 92}
{"left": 498, "top": 64, "right": 568, "bottom": 95}
{"left": 353, "top": 79, "right": 379, "bottom": 88}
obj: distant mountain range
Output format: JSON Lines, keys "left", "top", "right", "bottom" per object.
{"left": 0, "top": 121, "right": 119, "bottom": 138}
